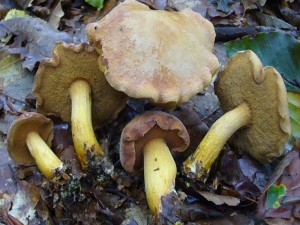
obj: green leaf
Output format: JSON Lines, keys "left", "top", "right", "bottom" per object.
{"left": 266, "top": 184, "right": 286, "bottom": 210}
{"left": 84, "top": 0, "right": 105, "bottom": 9}
{"left": 288, "top": 92, "right": 300, "bottom": 141}
{"left": 224, "top": 31, "right": 300, "bottom": 92}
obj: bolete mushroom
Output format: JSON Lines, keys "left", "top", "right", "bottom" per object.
{"left": 7, "top": 112, "right": 62, "bottom": 179}
{"left": 120, "top": 111, "right": 190, "bottom": 218}
{"left": 86, "top": 0, "right": 219, "bottom": 108}
{"left": 183, "top": 50, "right": 291, "bottom": 180}
{"left": 33, "top": 42, "right": 128, "bottom": 168}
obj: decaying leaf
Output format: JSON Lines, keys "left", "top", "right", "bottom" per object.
{"left": 0, "top": 17, "right": 72, "bottom": 70}
{"left": 279, "top": 0, "right": 300, "bottom": 29}
{"left": 255, "top": 11, "right": 295, "bottom": 30}
{"left": 139, "top": 0, "right": 167, "bottom": 9}
{"left": 241, "top": 0, "right": 266, "bottom": 12}
{"left": 0, "top": 51, "right": 33, "bottom": 135}
{"left": 198, "top": 191, "right": 240, "bottom": 206}
{"left": 257, "top": 142, "right": 300, "bottom": 221}
{"left": 48, "top": 1, "right": 64, "bottom": 29}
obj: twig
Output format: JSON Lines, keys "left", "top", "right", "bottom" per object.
{"left": 215, "top": 26, "right": 299, "bottom": 42}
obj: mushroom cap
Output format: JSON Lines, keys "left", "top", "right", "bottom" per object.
{"left": 33, "top": 42, "right": 128, "bottom": 128}
{"left": 215, "top": 50, "right": 291, "bottom": 163}
{"left": 120, "top": 111, "right": 190, "bottom": 172}
{"left": 7, "top": 112, "right": 54, "bottom": 166}
{"left": 86, "top": 0, "right": 219, "bottom": 106}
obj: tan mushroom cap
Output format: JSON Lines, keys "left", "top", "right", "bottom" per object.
{"left": 33, "top": 42, "right": 128, "bottom": 128}
{"left": 86, "top": 0, "right": 219, "bottom": 106}
{"left": 215, "top": 50, "right": 291, "bottom": 163}
{"left": 7, "top": 112, "right": 54, "bottom": 166}
{"left": 120, "top": 111, "right": 190, "bottom": 172}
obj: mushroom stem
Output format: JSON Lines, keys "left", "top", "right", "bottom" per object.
{"left": 183, "top": 102, "right": 251, "bottom": 179}
{"left": 144, "top": 138, "right": 177, "bottom": 218}
{"left": 26, "top": 131, "right": 62, "bottom": 179}
{"left": 70, "top": 79, "right": 104, "bottom": 168}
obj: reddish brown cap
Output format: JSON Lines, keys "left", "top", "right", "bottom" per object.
{"left": 7, "top": 112, "right": 54, "bottom": 166}
{"left": 120, "top": 111, "right": 190, "bottom": 172}
{"left": 33, "top": 42, "right": 128, "bottom": 128}
{"left": 86, "top": 0, "right": 219, "bottom": 106}
{"left": 215, "top": 50, "right": 291, "bottom": 162}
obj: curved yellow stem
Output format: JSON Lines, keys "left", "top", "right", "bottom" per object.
{"left": 26, "top": 131, "right": 63, "bottom": 179}
{"left": 144, "top": 138, "right": 176, "bottom": 218}
{"left": 70, "top": 79, "right": 104, "bottom": 169}
{"left": 183, "top": 103, "right": 251, "bottom": 179}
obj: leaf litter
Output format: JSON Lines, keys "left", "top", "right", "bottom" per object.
{"left": 0, "top": 0, "right": 300, "bottom": 224}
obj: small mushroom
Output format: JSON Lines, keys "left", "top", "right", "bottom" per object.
{"left": 7, "top": 112, "right": 62, "bottom": 179}
{"left": 183, "top": 50, "right": 291, "bottom": 179}
{"left": 33, "top": 42, "right": 128, "bottom": 168}
{"left": 120, "top": 111, "right": 190, "bottom": 218}
{"left": 86, "top": 0, "right": 219, "bottom": 108}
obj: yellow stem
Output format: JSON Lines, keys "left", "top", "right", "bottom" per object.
{"left": 144, "top": 138, "right": 176, "bottom": 218}
{"left": 26, "top": 131, "right": 62, "bottom": 179}
{"left": 183, "top": 103, "right": 251, "bottom": 179}
{"left": 70, "top": 79, "right": 104, "bottom": 169}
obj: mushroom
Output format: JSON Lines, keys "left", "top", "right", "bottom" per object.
{"left": 120, "top": 111, "right": 190, "bottom": 218}
{"left": 7, "top": 112, "right": 62, "bottom": 179}
{"left": 86, "top": 0, "right": 219, "bottom": 108}
{"left": 183, "top": 50, "right": 291, "bottom": 180}
{"left": 33, "top": 42, "right": 128, "bottom": 168}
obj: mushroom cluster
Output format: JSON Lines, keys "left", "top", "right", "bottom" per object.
{"left": 5, "top": 0, "right": 292, "bottom": 222}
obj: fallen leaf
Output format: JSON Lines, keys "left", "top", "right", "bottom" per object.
{"left": 257, "top": 142, "right": 300, "bottom": 221}
{"left": 213, "top": 0, "right": 231, "bottom": 13}
{"left": 255, "top": 11, "right": 295, "bottom": 30}
{"left": 48, "top": 1, "right": 64, "bottom": 29}
{"left": 13, "top": 0, "right": 34, "bottom": 9}
{"left": 199, "top": 191, "right": 240, "bottom": 206}
{"left": 279, "top": 0, "right": 300, "bottom": 29}
{"left": 8, "top": 181, "right": 43, "bottom": 224}
{"left": 0, "top": 51, "right": 33, "bottom": 135}
{"left": 167, "top": 0, "right": 215, "bottom": 18}
{"left": 241, "top": 0, "right": 266, "bottom": 12}
{"left": 0, "top": 17, "right": 72, "bottom": 70}
{"left": 139, "top": 0, "right": 167, "bottom": 9}
{"left": 121, "top": 205, "right": 149, "bottom": 225}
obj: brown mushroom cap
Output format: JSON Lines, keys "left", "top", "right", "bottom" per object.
{"left": 33, "top": 42, "right": 128, "bottom": 128}
{"left": 86, "top": 0, "right": 219, "bottom": 106}
{"left": 215, "top": 50, "right": 291, "bottom": 163}
{"left": 7, "top": 112, "right": 54, "bottom": 166}
{"left": 120, "top": 111, "right": 190, "bottom": 172}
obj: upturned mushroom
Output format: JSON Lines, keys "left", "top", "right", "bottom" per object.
{"left": 183, "top": 50, "right": 291, "bottom": 180}
{"left": 120, "top": 111, "right": 190, "bottom": 218}
{"left": 7, "top": 112, "right": 62, "bottom": 179}
{"left": 86, "top": 0, "right": 219, "bottom": 108}
{"left": 33, "top": 42, "right": 128, "bottom": 169}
